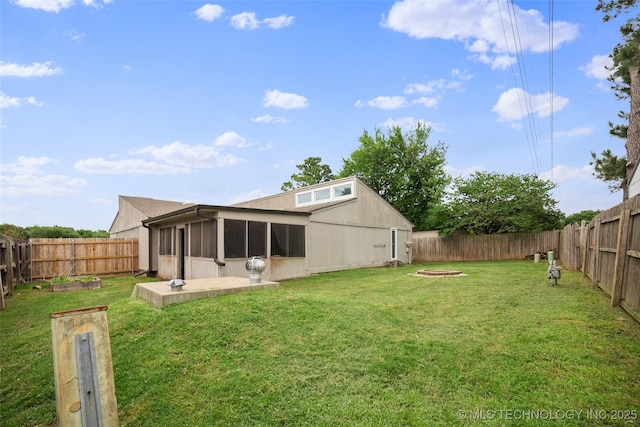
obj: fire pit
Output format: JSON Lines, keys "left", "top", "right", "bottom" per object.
{"left": 415, "top": 270, "right": 463, "bottom": 277}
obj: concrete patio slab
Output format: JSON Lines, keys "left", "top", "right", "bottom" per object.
{"left": 131, "top": 277, "right": 279, "bottom": 308}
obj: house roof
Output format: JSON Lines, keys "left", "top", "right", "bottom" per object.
{"left": 142, "top": 204, "right": 310, "bottom": 225}
{"left": 133, "top": 176, "right": 412, "bottom": 226}
{"left": 120, "top": 195, "right": 196, "bottom": 218}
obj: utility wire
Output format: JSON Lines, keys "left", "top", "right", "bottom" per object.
{"left": 549, "top": 0, "right": 555, "bottom": 181}
{"left": 496, "top": 0, "right": 542, "bottom": 175}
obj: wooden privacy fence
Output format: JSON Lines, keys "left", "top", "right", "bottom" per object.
{"left": 412, "top": 194, "right": 640, "bottom": 322}
{"left": 412, "top": 230, "right": 561, "bottom": 263}
{"left": 583, "top": 195, "right": 640, "bottom": 322}
{"left": 29, "top": 238, "right": 139, "bottom": 281}
{"left": 0, "top": 235, "right": 30, "bottom": 310}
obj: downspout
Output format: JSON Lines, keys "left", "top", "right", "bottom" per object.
{"left": 195, "top": 207, "right": 226, "bottom": 267}
{"left": 139, "top": 222, "right": 154, "bottom": 277}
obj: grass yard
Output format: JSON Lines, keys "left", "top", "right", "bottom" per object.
{"left": 1, "top": 261, "right": 639, "bottom": 426}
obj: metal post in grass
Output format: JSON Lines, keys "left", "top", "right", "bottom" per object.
{"left": 51, "top": 306, "right": 118, "bottom": 427}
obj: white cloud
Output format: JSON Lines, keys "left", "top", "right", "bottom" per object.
{"left": 136, "top": 140, "right": 243, "bottom": 168}
{"left": 413, "top": 96, "right": 439, "bottom": 108}
{"left": 74, "top": 158, "right": 191, "bottom": 174}
{"left": 251, "top": 114, "right": 289, "bottom": 124}
{"left": 215, "top": 131, "right": 248, "bottom": 147}
{"left": 0, "top": 61, "right": 63, "bottom": 77}
{"left": 492, "top": 88, "right": 569, "bottom": 122}
{"left": 404, "top": 74, "right": 468, "bottom": 95}
{"left": 543, "top": 164, "right": 621, "bottom": 214}
{"left": 579, "top": 55, "right": 613, "bottom": 80}
{"left": 379, "top": 117, "right": 442, "bottom": 132}
{"left": 358, "top": 96, "right": 408, "bottom": 110}
{"left": 0, "top": 92, "right": 43, "bottom": 108}
{"left": 12, "top": 0, "right": 74, "bottom": 12}
{"left": 445, "top": 164, "right": 486, "bottom": 178}
{"left": 539, "top": 164, "right": 593, "bottom": 182}
{"left": 263, "top": 89, "right": 308, "bottom": 109}
{"left": 553, "top": 127, "right": 593, "bottom": 138}
{"left": 231, "top": 12, "right": 294, "bottom": 30}
{"left": 90, "top": 198, "right": 112, "bottom": 205}
{"left": 263, "top": 15, "right": 294, "bottom": 29}
{"left": 0, "top": 174, "right": 86, "bottom": 197}
{"left": 229, "top": 189, "right": 269, "bottom": 204}
{"left": 123, "top": 65, "right": 133, "bottom": 72}
{"left": 1, "top": 156, "right": 86, "bottom": 197}
{"left": 195, "top": 4, "right": 224, "bottom": 22}
{"left": 12, "top": 0, "right": 110, "bottom": 12}
{"left": 381, "top": 0, "right": 579, "bottom": 69}
{"left": 64, "top": 30, "right": 84, "bottom": 41}
{"left": 0, "top": 156, "right": 55, "bottom": 174}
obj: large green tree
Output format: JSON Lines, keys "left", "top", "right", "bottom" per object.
{"left": 281, "top": 157, "right": 335, "bottom": 191}
{"left": 338, "top": 123, "right": 449, "bottom": 231}
{"left": 440, "top": 172, "right": 564, "bottom": 236}
{"left": 563, "top": 210, "right": 602, "bottom": 227}
{"left": 593, "top": 0, "right": 640, "bottom": 199}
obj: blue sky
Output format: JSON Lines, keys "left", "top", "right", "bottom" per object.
{"left": 0, "top": 0, "right": 629, "bottom": 231}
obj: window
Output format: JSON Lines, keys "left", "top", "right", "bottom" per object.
{"left": 202, "top": 221, "right": 216, "bottom": 258}
{"left": 189, "top": 221, "right": 217, "bottom": 259}
{"left": 248, "top": 221, "right": 267, "bottom": 257}
{"left": 190, "top": 222, "right": 202, "bottom": 257}
{"left": 295, "top": 180, "right": 355, "bottom": 207}
{"left": 159, "top": 227, "right": 174, "bottom": 255}
{"left": 314, "top": 188, "right": 331, "bottom": 201}
{"left": 224, "top": 219, "right": 246, "bottom": 259}
{"left": 391, "top": 228, "right": 397, "bottom": 260}
{"left": 224, "top": 220, "right": 267, "bottom": 258}
{"left": 297, "top": 192, "right": 312, "bottom": 204}
{"left": 334, "top": 184, "right": 352, "bottom": 197}
{"left": 271, "top": 223, "right": 305, "bottom": 257}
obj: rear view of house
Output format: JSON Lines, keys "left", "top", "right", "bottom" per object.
{"left": 112, "top": 177, "right": 413, "bottom": 282}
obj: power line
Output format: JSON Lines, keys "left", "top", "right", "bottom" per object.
{"left": 496, "top": 0, "right": 542, "bottom": 175}
{"left": 549, "top": 0, "right": 555, "bottom": 181}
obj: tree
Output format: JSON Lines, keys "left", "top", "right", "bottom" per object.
{"left": 1, "top": 224, "right": 29, "bottom": 240}
{"left": 590, "top": 149, "right": 628, "bottom": 192}
{"left": 440, "top": 172, "right": 563, "bottom": 236}
{"left": 0, "top": 224, "right": 109, "bottom": 239}
{"left": 281, "top": 157, "right": 335, "bottom": 191}
{"left": 595, "top": 0, "right": 640, "bottom": 199}
{"left": 338, "top": 123, "right": 449, "bottom": 231}
{"left": 563, "top": 210, "right": 601, "bottom": 227}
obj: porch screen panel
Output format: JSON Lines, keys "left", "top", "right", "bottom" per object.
{"left": 190, "top": 222, "right": 202, "bottom": 257}
{"left": 224, "top": 219, "right": 246, "bottom": 258}
{"left": 160, "top": 227, "right": 173, "bottom": 255}
{"left": 202, "top": 220, "right": 216, "bottom": 258}
{"left": 271, "top": 223, "right": 305, "bottom": 257}
{"left": 271, "top": 223, "right": 287, "bottom": 256}
{"left": 248, "top": 221, "right": 267, "bottom": 257}
{"left": 289, "top": 225, "right": 305, "bottom": 257}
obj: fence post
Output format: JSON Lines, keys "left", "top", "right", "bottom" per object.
{"left": 611, "top": 208, "right": 631, "bottom": 307}
{"left": 591, "top": 218, "right": 602, "bottom": 287}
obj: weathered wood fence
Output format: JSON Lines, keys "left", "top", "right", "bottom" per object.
{"left": 0, "top": 237, "right": 139, "bottom": 309}
{"left": 412, "top": 194, "right": 640, "bottom": 322}
{"left": 0, "top": 235, "right": 29, "bottom": 310}
{"left": 582, "top": 195, "right": 640, "bottom": 322}
{"left": 30, "top": 238, "right": 139, "bottom": 280}
{"left": 412, "top": 230, "right": 562, "bottom": 263}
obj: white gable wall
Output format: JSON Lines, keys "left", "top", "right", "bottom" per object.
{"left": 630, "top": 162, "right": 640, "bottom": 198}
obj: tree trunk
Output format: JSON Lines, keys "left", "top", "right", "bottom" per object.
{"left": 625, "top": 64, "right": 640, "bottom": 200}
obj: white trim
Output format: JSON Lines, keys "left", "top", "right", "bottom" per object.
{"left": 295, "top": 180, "right": 355, "bottom": 207}
{"left": 390, "top": 228, "right": 398, "bottom": 260}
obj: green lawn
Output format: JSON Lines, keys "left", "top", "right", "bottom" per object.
{"left": 1, "top": 261, "right": 639, "bottom": 426}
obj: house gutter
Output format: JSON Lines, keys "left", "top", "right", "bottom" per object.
{"left": 195, "top": 207, "right": 226, "bottom": 267}
{"left": 140, "top": 222, "right": 155, "bottom": 276}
